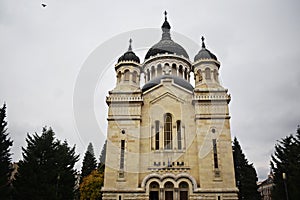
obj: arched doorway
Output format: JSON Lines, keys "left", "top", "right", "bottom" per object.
{"left": 149, "top": 181, "right": 159, "bottom": 200}
{"left": 179, "top": 181, "right": 189, "bottom": 200}
{"left": 164, "top": 181, "right": 174, "bottom": 200}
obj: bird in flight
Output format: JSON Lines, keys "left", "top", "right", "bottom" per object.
{"left": 41, "top": 3, "right": 47, "bottom": 7}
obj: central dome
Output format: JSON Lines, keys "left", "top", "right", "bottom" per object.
{"left": 145, "top": 12, "right": 189, "bottom": 60}
{"left": 145, "top": 39, "right": 189, "bottom": 60}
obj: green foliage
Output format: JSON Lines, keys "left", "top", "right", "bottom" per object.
{"left": 0, "top": 103, "right": 13, "bottom": 200}
{"left": 13, "top": 127, "right": 79, "bottom": 200}
{"left": 271, "top": 126, "right": 300, "bottom": 200}
{"left": 81, "top": 142, "right": 97, "bottom": 181}
{"left": 79, "top": 170, "right": 104, "bottom": 200}
{"left": 233, "top": 137, "right": 260, "bottom": 200}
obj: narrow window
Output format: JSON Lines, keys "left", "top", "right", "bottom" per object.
{"left": 184, "top": 68, "right": 188, "bottom": 80}
{"left": 132, "top": 71, "right": 137, "bottom": 83}
{"left": 124, "top": 70, "right": 130, "bottom": 81}
{"left": 157, "top": 64, "right": 162, "bottom": 76}
{"left": 198, "top": 69, "right": 203, "bottom": 82}
{"left": 147, "top": 69, "right": 150, "bottom": 81}
{"left": 117, "top": 71, "right": 121, "bottom": 83}
{"left": 213, "top": 69, "right": 218, "bottom": 81}
{"left": 172, "top": 64, "right": 177, "bottom": 75}
{"left": 205, "top": 68, "right": 211, "bottom": 80}
{"left": 151, "top": 66, "right": 155, "bottom": 79}
{"left": 164, "top": 113, "right": 172, "bottom": 149}
{"left": 120, "top": 140, "right": 125, "bottom": 169}
{"left": 155, "top": 121, "right": 160, "bottom": 150}
{"left": 213, "top": 139, "right": 219, "bottom": 168}
{"left": 177, "top": 120, "right": 182, "bottom": 150}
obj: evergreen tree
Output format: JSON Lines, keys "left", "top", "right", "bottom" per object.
{"left": 0, "top": 103, "right": 13, "bottom": 200}
{"left": 271, "top": 126, "right": 300, "bottom": 200}
{"left": 81, "top": 142, "right": 97, "bottom": 181}
{"left": 233, "top": 137, "right": 260, "bottom": 200}
{"left": 98, "top": 140, "right": 106, "bottom": 173}
{"left": 13, "top": 127, "right": 79, "bottom": 200}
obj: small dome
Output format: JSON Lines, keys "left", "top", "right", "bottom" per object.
{"left": 145, "top": 11, "right": 189, "bottom": 60}
{"left": 194, "top": 37, "right": 217, "bottom": 62}
{"left": 142, "top": 75, "right": 194, "bottom": 92}
{"left": 118, "top": 39, "right": 140, "bottom": 63}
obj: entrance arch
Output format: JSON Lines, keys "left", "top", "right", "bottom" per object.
{"left": 144, "top": 173, "right": 195, "bottom": 200}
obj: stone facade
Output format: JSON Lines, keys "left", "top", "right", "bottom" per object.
{"left": 102, "top": 13, "right": 238, "bottom": 200}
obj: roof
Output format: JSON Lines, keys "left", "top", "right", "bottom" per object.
{"left": 142, "top": 75, "right": 194, "bottom": 92}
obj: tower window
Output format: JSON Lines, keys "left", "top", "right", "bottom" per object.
{"left": 177, "top": 120, "right": 182, "bottom": 150}
{"left": 198, "top": 69, "right": 203, "bottom": 82}
{"left": 147, "top": 69, "right": 150, "bottom": 81}
{"left": 120, "top": 140, "right": 125, "bottom": 169}
{"left": 213, "top": 69, "right": 218, "bottom": 81}
{"left": 164, "top": 113, "right": 172, "bottom": 149}
{"left": 205, "top": 68, "right": 211, "bottom": 80}
{"left": 157, "top": 64, "right": 162, "bottom": 76}
{"left": 151, "top": 66, "right": 155, "bottom": 79}
{"left": 117, "top": 71, "right": 121, "bottom": 83}
{"left": 155, "top": 121, "right": 160, "bottom": 150}
{"left": 132, "top": 71, "right": 138, "bottom": 83}
{"left": 124, "top": 70, "right": 130, "bottom": 81}
{"left": 213, "top": 139, "right": 219, "bottom": 169}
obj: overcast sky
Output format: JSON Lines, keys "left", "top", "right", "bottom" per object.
{"left": 1, "top": 0, "right": 299, "bottom": 180}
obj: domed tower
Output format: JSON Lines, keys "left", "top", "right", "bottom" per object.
{"left": 114, "top": 39, "right": 141, "bottom": 91}
{"left": 143, "top": 11, "right": 192, "bottom": 85}
{"left": 193, "top": 36, "right": 221, "bottom": 88}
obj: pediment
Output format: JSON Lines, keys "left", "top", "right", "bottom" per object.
{"left": 149, "top": 91, "right": 185, "bottom": 104}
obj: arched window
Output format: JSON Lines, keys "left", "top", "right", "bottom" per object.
{"left": 157, "top": 64, "right": 162, "bottom": 76}
{"left": 179, "top": 65, "right": 183, "bottom": 78}
{"left": 198, "top": 69, "right": 203, "bottom": 82}
{"left": 184, "top": 68, "right": 188, "bottom": 80}
{"left": 213, "top": 69, "right": 218, "bottom": 81}
{"left": 117, "top": 71, "right": 121, "bottom": 83}
{"left": 177, "top": 120, "right": 182, "bottom": 150}
{"left": 155, "top": 120, "right": 160, "bottom": 150}
{"left": 147, "top": 69, "right": 150, "bottom": 81}
{"left": 151, "top": 66, "right": 155, "bottom": 79}
{"left": 205, "top": 68, "right": 211, "bottom": 80}
{"left": 213, "top": 139, "right": 219, "bottom": 169}
{"left": 124, "top": 69, "right": 130, "bottom": 81}
{"left": 164, "top": 113, "right": 172, "bottom": 150}
{"left": 132, "top": 71, "right": 138, "bottom": 83}
{"left": 172, "top": 64, "right": 177, "bottom": 75}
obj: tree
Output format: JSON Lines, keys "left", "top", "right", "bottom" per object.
{"left": 81, "top": 142, "right": 97, "bottom": 181}
{"left": 0, "top": 103, "right": 13, "bottom": 200}
{"left": 232, "top": 137, "right": 260, "bottom": 200}
{"left": 98, "top": 140, "right": 106, "bottom": 173}
{"left": 79, "top": 170, "right": 104, "bottom": 200}
{"left": 13, "top": 127, "right": 79, "bottom": 200}
{"left": 271, "top": 126, "right": 300, "bottom": 200}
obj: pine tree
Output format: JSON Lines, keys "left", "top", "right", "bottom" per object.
{"left": 13, "top": 127, "right": 79, "bottom": 200}
{"left": 0, "top": 103, "right": 13, "bottom": 200}
{"left": 98, "top": 140, "right": 106, "bottom": 173}
{"left": 271, "top": 126, "right": 300, "bottom": 200}
{"left": 232, "top": 137, "right": 260, "bottom": 200}
{"left": 81, "top": 142, "right": 97, "bottom": 181}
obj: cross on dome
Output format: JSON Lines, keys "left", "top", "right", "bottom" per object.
{"left": 201, "top": 36, "right": 206, "bottom": 48}
{"left": 128, "top": 38, "right": 132, "bottom": 51}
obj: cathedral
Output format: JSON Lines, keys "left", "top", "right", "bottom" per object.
{"left": 102, "top": 12, "right": 238, "bottom": 200}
